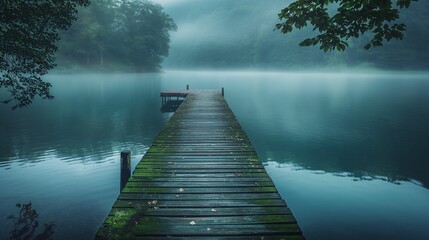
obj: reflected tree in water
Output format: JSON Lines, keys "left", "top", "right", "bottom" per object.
{"left": 7, "top": 202, "right": 55, "bottom": 240}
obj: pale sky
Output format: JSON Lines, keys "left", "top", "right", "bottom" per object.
{"left": 151, "top": 0, "right": 190, "bottom": 6}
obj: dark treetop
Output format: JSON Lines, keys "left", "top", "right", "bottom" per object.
{"left": 276, "top": 0, "right": 418, "bottom": 51}
{"left": 56, "top": 0, "right": 177, "bottom": 72}
{"left": 1, "top": 0, "right": 177, "bottom": 109}
{"left": 0, "top": 0, "right": 89, "bottom": 109}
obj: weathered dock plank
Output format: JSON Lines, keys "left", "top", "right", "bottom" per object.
{"left": 96, "top": 91, "right": 303, "bottom": 239}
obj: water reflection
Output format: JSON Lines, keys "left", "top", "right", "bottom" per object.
{"left": 265, "top": 161, "right": 429, "bottom": 240}
{"left": 221, "top": 72, "right": 429, "bottom": 188}
{"left": 161, "top": 99, "right": 184, "bottom": 112}
{"left": 7, "top": 202, "right": 55, "bottom": 240}
{"left": 0, "top": 72, "right": 428, "bottom": 239}
{"left": 0, "top": 73, "right": 164, "bottom": 167}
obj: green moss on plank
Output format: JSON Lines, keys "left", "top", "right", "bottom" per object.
{"left": 97, "top": 91, "right": 303, "bottom": 239}
{"left": 97, "top": 207, "right": 163, "bottom": 240}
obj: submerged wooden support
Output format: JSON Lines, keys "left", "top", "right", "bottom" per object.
{"left": 120, "top": 150, "right": 131, "bottom": 192}
{"left": 97, "top": 90, "right": 303, "bottom": 239}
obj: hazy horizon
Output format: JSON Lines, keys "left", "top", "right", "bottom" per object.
{"left": 148, "top": 0, "right": 429, "bottom": 70}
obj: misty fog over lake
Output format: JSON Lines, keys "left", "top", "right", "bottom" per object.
{"left": 1, "top": 1, "right": 429, "bottom": 240}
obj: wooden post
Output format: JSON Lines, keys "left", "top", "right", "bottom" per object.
{"left": 120, "top": 150, "right": 131, "bottom": 192}
{"left": 221, "top": 87, "right": 224, "bottom": 97}
{"left": 186, "top": 84, "right": 189, "bottom": 90}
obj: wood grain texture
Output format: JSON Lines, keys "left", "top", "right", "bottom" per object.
{"left": 96, "top": 91, "right": 304, "bottom": 239}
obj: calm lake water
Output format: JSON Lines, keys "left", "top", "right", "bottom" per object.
{"left": 1, "top": 71, "right": 429, "bottom": 239}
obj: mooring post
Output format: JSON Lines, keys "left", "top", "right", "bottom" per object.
{"left": 186, "top": 84, "right": 189, "bottom": 90}
{"left": 120, "top": 150, "right": 131, "bottom": 192}
{"left": 221, "top": 87, "right": 224, "bottom": 97}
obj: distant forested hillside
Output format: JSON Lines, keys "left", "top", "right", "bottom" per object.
{"left": 56, "top": 0, "right": 176, "bottom": 72}
{"left": 162, "top": 0, "right": 429, "bottom": 70}
{"left": 55, "top": 0, "right": 429, "bottom": 71}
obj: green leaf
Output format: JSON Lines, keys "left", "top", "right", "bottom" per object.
{"left": 275, "top": 0, "right": 416, "bottom": 51}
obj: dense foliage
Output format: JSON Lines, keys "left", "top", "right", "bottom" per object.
{"left": 1, "top": 0, "right": 176, "bottom": 109}
{"left": 56, "top": 0, "right": 177, "bottom": 72}
{"left": 276, "top": 0, "right": 418, "bottom": 51}
{"left": 0, "top": 0, "right": 89, "bottom": 109}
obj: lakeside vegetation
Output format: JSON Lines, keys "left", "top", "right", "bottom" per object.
{"left": 1, "top": 0, "right": 427, "bottom": 109}
{"left": 56, "top": 0, "right": 177, "bottom": 72}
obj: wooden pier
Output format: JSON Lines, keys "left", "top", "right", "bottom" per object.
{"left": 96, "top": 90, "right": 303, "bottom": 239}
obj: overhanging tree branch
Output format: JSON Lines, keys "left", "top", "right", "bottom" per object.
{"left": 0, "top": 0, "right": 90, "bottom": 109}
{"left": 275, "top": 0, "right": 418, "bottom": 51}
